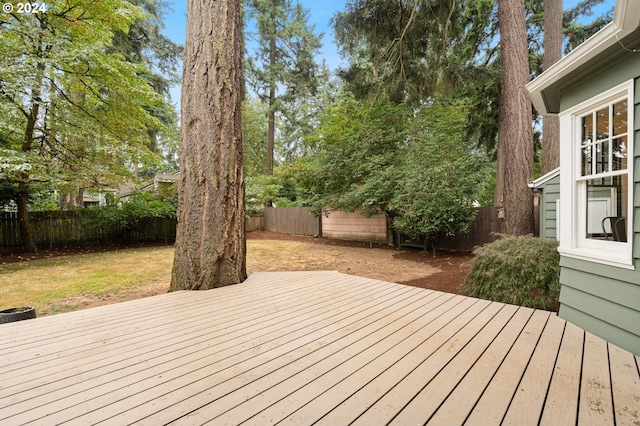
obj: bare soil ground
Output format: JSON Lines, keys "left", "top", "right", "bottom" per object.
{"left": 246, "top": 231, "right": 472, "bottom": 294}
{"left": 1, "top": 231, "right": 472, "bottom": 315}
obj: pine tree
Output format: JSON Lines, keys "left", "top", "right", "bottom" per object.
{"left": 245, "top": 0, "right": 322, "bottom": 173}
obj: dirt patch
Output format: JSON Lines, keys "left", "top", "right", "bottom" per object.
{"left": 247, "top": 231, "right": 472, "bottom": 294}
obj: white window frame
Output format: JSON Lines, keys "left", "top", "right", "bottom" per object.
{"left": 558, "top": 80, "right": 634, "bottom": 269}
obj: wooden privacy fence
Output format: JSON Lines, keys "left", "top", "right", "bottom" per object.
{"left": 0, "top": 211, "right": 177, "bottom": 251}
{"left": 437, "top": 206, "right": 501, "bottom": 252}
{"left": 263, "top": 206, "right": 502, "bottom": 252}
{"left": 264, "top": 207, "right": 320, "bottom": 236}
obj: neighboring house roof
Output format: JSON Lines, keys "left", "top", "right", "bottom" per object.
{"left": 526, "top": 0, "right": 640, "bottom": 114}
{"left": 528, "top": 167, "right": 560, "bottom": 190}
{"left": 117, "top": 170, "right": 180, "bottom": 198}
{"left": 155, "top": 171, "right": 180, "bottom": 183}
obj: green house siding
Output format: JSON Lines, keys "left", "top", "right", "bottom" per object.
{"left": 540, "top": 176, "right": 560, "bottom": 240}
{"left": 555, "top": 53, "right": 640, "bottom": 355}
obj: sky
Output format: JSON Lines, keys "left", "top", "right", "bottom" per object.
{"left": 161, "top": 0, "right": 347, "bottom": 107}
{"left": 160, "top": 0, "right": 616, "bottom": 106}
{"left": 161, "top": 1, "right": 346, "bottom": 70}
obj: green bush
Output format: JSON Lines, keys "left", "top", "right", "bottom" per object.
{"left": 461, "top": 235, "right": 560, "bottom": 311}
{"left": 86, "top": 192, "right": 176, "bottom": 240}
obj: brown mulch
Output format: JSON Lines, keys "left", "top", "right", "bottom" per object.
{"left": 247, "top": 231, "right": 473, "bottom": 294}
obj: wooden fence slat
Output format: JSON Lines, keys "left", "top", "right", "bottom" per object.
{"left": 263, "top": 207, "right": 501, "bottom": 251}
{"left": 0, "top": 211, "right": 178, "bottom": 251}
{"left": 264, "top": 207, "right": 319, "bottom": 236}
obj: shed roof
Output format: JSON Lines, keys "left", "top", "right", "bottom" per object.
{"left": 526, "top": 0, "right": 640, "bottom": 115}
{"left": 528, "top": 167, "right": 560, "bottom": 189}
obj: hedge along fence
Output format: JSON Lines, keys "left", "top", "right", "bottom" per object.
{"left": 0, "top": 211, "right": 266, "bottom": 251}
{"left": 0, "top": 211, "right": 177, "bottom": 251}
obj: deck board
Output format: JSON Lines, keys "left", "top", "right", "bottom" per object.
{"left": 0, "top": 271, "right": 638, "bottom": 425}
{"left": 579, "top": 332, "right": 615, "bottom": 424}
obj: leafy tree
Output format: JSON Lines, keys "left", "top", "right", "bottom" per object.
{"left": 390, "top": 102, "right": 488, "bottom": 255}
{"left": 333, "top": 0, "right": 612, "bottom": 216}
{"left": 303, "top": 98, "right": 488, "bottom": 251}
{"left": 303, "top": 99, "right": 406, "bottom": 224}
{"left": 245, "top": 0, "right": 322, "bottom": 173}
{"left": 170, "top": 0, "right": 246, "bottom": 290}
{"left": 0, "top": 0, "right": 165, "bottom": 251}
{"left": 242, "top": 98, "right": 269, "bottom": 177}
{"left": 245, "top": 174, "right": 283, "bottom": 215}
{"left": 111, "top": 0, "right": 182, "bottom": 177}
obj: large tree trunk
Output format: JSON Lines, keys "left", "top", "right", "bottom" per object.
{"left": 267, "top": 21, "right": 276, "bottom": 175}
{"left": 170, "top": 0, "right": 247, "bottom": 290}
{"left": 498, "top": 0, "right": 534, "bottom": 235}
{"left": 541, "top": 0, "right": 562, "bottom": 174}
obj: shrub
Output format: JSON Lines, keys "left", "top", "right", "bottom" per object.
{"left": 460, "top": 235, "right": 560, "bottom": 311}
{"left": 86, "top": 192, "right": 176, "bottom": 241}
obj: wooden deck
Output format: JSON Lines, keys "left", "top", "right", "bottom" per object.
{"left": 1, "top": 271, "right": 638, "bottom": 425}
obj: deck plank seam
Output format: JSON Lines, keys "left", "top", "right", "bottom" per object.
{"left": 498, "top": 312, "right": 552, "bottom": 426}
{"left": 127, "top": 289, "right": 451, "bottom": 425}
{"left": 0, "top": 277, "right": 413, "bottom": 407}
{"left": 232, "top": 293, "right": 466, "bottom": 425}
{"left": 0, "top": 274, "right": 384, "bottom": 372}
{"left": 536, "top": 320, "right": 567, "bottom": 426}
{"left": 298, "top": 298, "right": 502, "bottom": 426}
{"left": 0, "top": 271, "right": 347, "bottom": 344}
{"left": 421, "top": 305, "right": 524, "bottom": 425}
{"left": 17, "top": 281, "right": 432, "bottom": 424}
{"left": 341, "top": 299, "right": 497, "bottom": 425}
{"left": 0, "top": 273, "right": 358, "bottom": 349}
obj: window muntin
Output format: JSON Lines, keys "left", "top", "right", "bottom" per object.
{"left": 577, "top": 98, "right": 629, "bottom": 244}
{"left": 580, "top": 99, "right": 627, "bottom": 178}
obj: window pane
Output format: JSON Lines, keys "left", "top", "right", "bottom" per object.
{"left": 595, "top": 141, "right": 609, "bottom": 174}
{"left": 594, "top": 141, "right": 609, "bottom": 173}
{"left": 585, "top": 175, "right": 627, "bottom": 242}
{"left": 613, "top": 100, "right": 627, "bottom": 136}
{"left": 596, "top": 107, "right": 609, "bottom": 141}
{"left": 581, "top": 114, "right": 593, "bottom": 145}
{"left": 582, "top": 145, "right": 592, "bottom": 176}
{"left": 613, "top": 136, "right": 627, "bottom": 171}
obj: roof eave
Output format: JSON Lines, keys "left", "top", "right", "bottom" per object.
{"left": 526, "top": 0, "right": 638, "bottom": 115}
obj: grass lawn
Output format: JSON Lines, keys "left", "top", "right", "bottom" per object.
{"left": 0, "top": 235, "right": 469, "bottom": 317}
{"left": 0, "top": 247, "right": 174, "bottom": 316}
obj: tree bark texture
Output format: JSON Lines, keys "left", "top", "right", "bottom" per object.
{"left": 16, "top": 186, "right": 37, "bottom": 253}
{"left": 170, "top": 0, "right": 247, "bottom": 290}
{"left": 541, "top": 0, "right": 562, "bottom": 174}
{"left": 267, "top": 25, "right": 276, "bottom": 175}
{"left": 498, "top": 0, "right": 534, "bottom": 235}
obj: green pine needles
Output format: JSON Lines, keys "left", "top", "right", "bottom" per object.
{"left": 461, "top": 235, "right": 561, "bottom": 311}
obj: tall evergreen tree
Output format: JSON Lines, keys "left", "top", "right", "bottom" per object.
{"left": 245, "top": 0, "right": 322, "bottom": 173}
{"left": 170, "top": 0, "right": 246, "bottom": 290}
{"left": 497, "top": 0, "right": 534, "bottom": 235}
{"left": 541, "top": 0, "right": 563, "bottom": 174}
{"left": 332, "top": 0, "right": 499, "bottom": 148}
